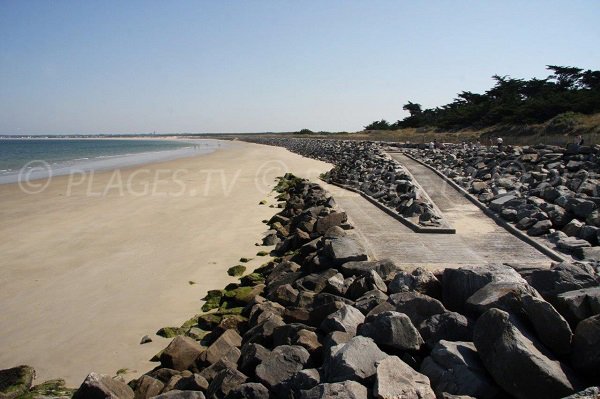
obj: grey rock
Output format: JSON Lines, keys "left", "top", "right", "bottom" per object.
{"left": 473, "top": 308, "right": 581, "bottom": 399}
{"left": 554, "top": 287, "right": 600, "bottom": 327}
{"left": 160, "top": 336, "right": 205, "bottom": 371}
{"left": 223, "top": 383, "right": 269, "bottom": 399}
{"left": 354, "top": 289, "right": 388, "bottom": 314}
{"left": 206, "top": 368, "right": 247, "bottom": 399}
{"left": 255, "top": 345, "right": 310, "bottom": 389}
{"left": 298, "top": 381, "right": 368, "bottom": 399}
{"left": 465, "top": 281, "right": 539, "bottom": 318}
{"left": 374, "top": 355, "right": 435, "bottom": 399}
{"left": 420, "top": 340, "right": 500, "bottom": 399}
{"left": 526, "top": 262, "right": 598, "bottom": 303}
{"left": 133, "top": 375, "right": 164, "bottom": 399}
{"left": 388, "top": 267, "right": 441, "bottom": 298}
{"left": 73, "top": 372, "right": 134, "bottom": 399}
{"left": 323, "top": 237, "right": 368, "bottom": 265}
{"left": 358, "top": 311, "right": 424, "bottom": 351}
{"left": 198, "top": 329, "right": 242, "bottom": 366}
{"left": 387, "top": 291, "right": 446, "bottom": 325}
{"left": 571, "top": 314, "right": 600, "bottom": 380}
{"left": 561, "top": 386, "right": 600, "bottom": 399}
{"left": 346, "top": 270, "right": 387, "bottom": 300}
{"left": 238, "top": 343, "right": 270, "bottom": 377}
{"left": 442, "top": 264, "right": 525, "bottom": 312}
{"left": 418, "top": 312, "right": 473, "bottom": 348}
{"left": 320, "top": 304, "right": 365, "bottom": 335}
{"left": 324, "top": 336, "right": 388, "bottom": 383}
{"left": 522, "top": 294, "right": 573, "bottom": 356}
{"left": 0, "top": 365, "right": 35, "bottom": 399}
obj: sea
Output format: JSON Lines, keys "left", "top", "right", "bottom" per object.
{"left": 0, "top": 138, "right": 222, "bottom": 184}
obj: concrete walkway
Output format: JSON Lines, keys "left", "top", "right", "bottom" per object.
{"left": 319, "top": 153, "right": 553, "bottom": 270}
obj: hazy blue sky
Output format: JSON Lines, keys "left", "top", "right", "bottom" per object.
{"left": 1, "top": 1, "right": 599, "bottom": 134}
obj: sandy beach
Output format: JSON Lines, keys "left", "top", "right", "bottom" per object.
{"left": 0, "top": 140, "right": 331, "bottom": 386}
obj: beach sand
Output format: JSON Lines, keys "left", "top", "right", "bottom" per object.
{"left": 0, "top": 140, "right": 331, "bottom": 386}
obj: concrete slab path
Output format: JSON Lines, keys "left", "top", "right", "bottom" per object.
{"left": 318, "top": 153, "right": 553, "bottom": 270}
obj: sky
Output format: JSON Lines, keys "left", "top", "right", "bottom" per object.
{"left": 0, "top": 1, "right": 599, "bottom": 135}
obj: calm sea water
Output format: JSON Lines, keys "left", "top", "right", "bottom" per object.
{"left": 0, "top": 138, "right": 221, "bottom": 183}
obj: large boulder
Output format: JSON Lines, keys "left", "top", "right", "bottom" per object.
{"left": 323, "top": 237, "right": 368, "bottom": 265}
{"left": 522, "top": 294, "right": 573, "bottom": 356}
{"left": 554, "top": 287, "right": 600, "bottom": 327}
{"left": 473, "top": 308, "right": 582, "bottom": 399}
{"left": 374, "top": 356, "right": 436, "bottom": 399}
{"left": 0, "top": 365, "right": 35, "bottom": 399}
{"left": 386, "top": 291, "right": 446, "bottom": 325}
{"left": 198, "top": 329, "right": 242, "bottom": 366}
{"left": 442, "top": 264, "right": 525, "bottom": 312}
{"left": 160, "top": 336, "right": 205, "bottom": 371}
{"left": 297, "top": 381, "right": 368, "bottom": 399}
{"left": 418, "top": 312, "right": 473, "bottom": 348}
{"left": 358, "top": 311, "right": 424, "bottom": 351}
{"left": 570, "top": 314, "right": 600, "bottom": 380}
{"left": 132, "top": 375, "right": 164, "bottom": 399}
{"left": 525, "top": 262, "right": 597, "bottom": 303}
{"left": 255, "top": 345, "right": 310, "bottom": 389}
{"left": 345, "top": 270, "right": 387, "bottom": 300}
{"left": 420, "top": 341, "right": 500, "bottom": 399}
{"left": 72, "top": 372, "right": 134, "bottom": 399}
{"left": 206, "top": 368, "right": 247, "bottom": 399}
{"left": 388, "top": 267, "right": 441, "bottom": 298}
{"left": 323, "top": 336, "right": 388, "bottom": 383}
{"left": 320, "top": 304, "right": 365, "bottom": 336}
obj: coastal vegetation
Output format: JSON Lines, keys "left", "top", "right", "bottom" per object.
{"left": 365, "top": 65, "right": 600, "bottom": 131}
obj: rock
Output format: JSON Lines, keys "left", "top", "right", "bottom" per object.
{"left": 199, "top": 358, "right": 238, "bottom": 383}
{"left": 345, "top": 270, "right": 387, "bottom": 300}
{"left": 526, "top": 262, "right": 598, "bottom": 303}
{"left": 387, "top": 291, "right": 446, "bottom": 325}
{"left": 388, "top": 267, "right": 441, "bottom": 298}
{"left": 315, "top": 212, "right": 347, "bottom": 234}
{"left": 297, "top": 381, "right": 368, "bottom": 399}
{"left": 354, "top": 289, "right": 388, "bottom": 314}
{"left": 238, "top": 343, "right": 270, "bottom": 377}
{"left": 206, "top": 368, "right": 247, "bottom": 399}
{"left": 561, "top": 386, "right": 600, "bottom": 399}
{"left": 283, "top": 369, "right": 321, "bottom": 394}
{"left": 358, "top": 311, "right": 424, "bottom": 351}
{"left": 528, "top": 219, "right": 553, "bottom": 236}
{"left": 174, "top": 373, "right": 209, "bottom": 392}
{"left": 571, "top": 315, "right": 600, "bottom": 380}
{"left": 554, "top": 287, "right": 600, "bottom": 327}
{"left": 340, "top": 260, "right": 400, "bottom": 281}
{"left": 464, "top": 281, "right": 539, "bottom": 318}
{"left": 420, "top": 340, "right": 499, "bottom": 399}
{"left": 223, "top": 383, "right": 269, "bottom": 399}
{"left": 563, "top": 219, "right": 585, "bottom": 237}
{"left": 522, "top": 294, "right": 573, "bottom": 356}
{"left": 490, "top": 194, "right": 519, "bottom": 212}
{"left": 132, "top": 375, "right": 164, "bottom": 399}
{"left": 140, "top": 335, "right": 152, "bottom": 344}
{"left": 374, "top": 355, "right": 436, "bottom": 399}
{"left": 160, "top": 336, "right": 205, "bottom": 371}
{"left": 198, "top": 329, "right": 242, "bottom": 366}
{"left": 0, "top": 365, "right": 35, "bottom": 399}
{"left": 72, "top": 372, "right": 134, "bottom": 399}
{"left": 320, "top": 304, "right": 365, "bottom": 335}
{"left": 255, "top": 345, "right": 310, "bottom": 389}
{"left": 473, "top": 308, "right": 581, "bottom": 399}
{"left": 324, "top": 336, "right": 388, "bottom": 383}
{"left": 418, "top": 312, "right": 472, "bottom": 348}
{"left": 442, "top": 264, "right": 525, "bottom": 312}
{"left": 323, "top": 237, "right": 368, "bottom": 265}
{"left": 152, "top": 391, "right": 206, "bottom": 399}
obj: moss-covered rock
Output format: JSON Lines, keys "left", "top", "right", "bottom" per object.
{"left": 254, "top": 261, "right": 275, "bottom": 276}
{"left": 239, "top": 272, "right": 265, "bottom": 286}
{"left": 256, "top": 251, "right": 269, "bottom": 257}
{"left": 222, "top": 284, "right": 264, "bottom": 306}
{"left": 201, "top": 289, "right": 223, "bottom": 312}
{"left": 156, "top": 326, "right": 186, "bottom": 338}
{"left": 0, "top": 365, "right": 35, "bottom": 399}
{"left": 17, "top": 379, "right": 75, "bottom": 399}
{"left": 239, "top": 257, "right": 252, "bottom": 263}
{"left": 186, "top": 327, "right": 209, "bottom": 341}
{"left": 197, "top": 313, "right": 223, "bottom": 330}
{"left": 227, "top": 265, "right": 246, "bottom": 276}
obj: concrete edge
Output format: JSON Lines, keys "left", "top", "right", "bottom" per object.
{"left": 397, "top": 151, "right": 568, "bottom": 262}
{"left": 322, "top": 179, "right": 457, "bottom": 234}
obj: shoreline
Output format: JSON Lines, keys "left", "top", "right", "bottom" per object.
{"left": 0, "top": 140, "right": 331, "bottom": 385}
{"left": 0, "top": 138, "right": 224, "bottom": 185}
